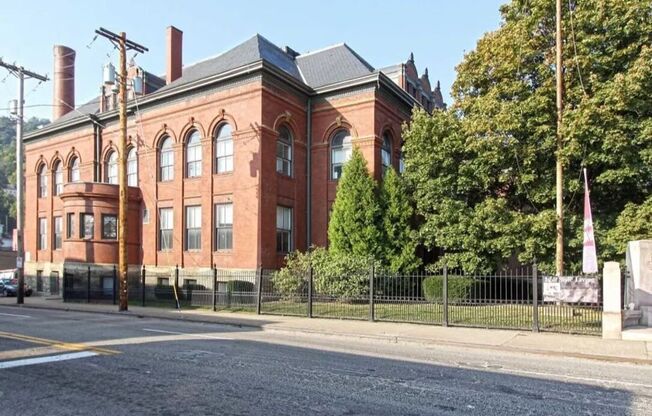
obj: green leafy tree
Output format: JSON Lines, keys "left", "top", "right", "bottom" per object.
{"left": 603, "top": 196, "right": 652, "bottom": 260}
{"left": 0, "top": 116, "right": 49, "bottom": 235}
{"left": 328, "top": 147, "right": 382, "bottom": 259}
{"left": 404, "top": 0, "right": 652, "bottom": 273}
{"left": 378, "top": 167, "right": 419, "bottom": 273}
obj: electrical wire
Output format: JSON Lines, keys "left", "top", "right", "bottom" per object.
{"left": 568, "top": 0, "right": 587, "bottom": 96}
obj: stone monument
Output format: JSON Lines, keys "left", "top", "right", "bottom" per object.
{"left": 626, "top": 240, "right": 652, "bottom": 326}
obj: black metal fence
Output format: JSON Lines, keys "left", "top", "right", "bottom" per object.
{"left": 63, "top": 265, "right": 259, "bottom": 312}
{"left": 259, "top": 265, "right": 602, "bottom": 334}
{"left": 63, "top": 264, "right": 602, "bottom": 335}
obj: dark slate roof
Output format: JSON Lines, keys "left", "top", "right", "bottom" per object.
{"left": 144, "top": 70, "right": 165, "bottom": 92}
{"left": 53, "top": 96, "right": 101, "bottom": 124}
{"left": 39, "top": 34, "right": 394, "bottom": 132}
{"left": 378, "top": 63, "right": 402, "bottom": 74}
{"left": 156, "top": 34, "right": 302, "bottom": 92}
{"left": 296, "top": 44, "right": 375, "bottom": 88}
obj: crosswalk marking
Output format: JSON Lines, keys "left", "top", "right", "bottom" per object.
{"left": 0, "top": 351, "right": 98, "bottom": 369}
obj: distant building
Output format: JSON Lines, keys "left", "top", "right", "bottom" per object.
{"left": 23, "top": 27, "right": 443, "bottom": 285}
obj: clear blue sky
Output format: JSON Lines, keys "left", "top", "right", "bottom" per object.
{"left": 0, "top": 0, "right": 505, "bottom": 121}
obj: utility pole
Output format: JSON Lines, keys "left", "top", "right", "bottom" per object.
{"left": 555, "top": 0, "right": 564, "bottom": 276}
{"left": 95, "top": 28, "right": 148, "bottom": 311}
{"left": 0, "top": 59, "right": 48, "bottom": 305}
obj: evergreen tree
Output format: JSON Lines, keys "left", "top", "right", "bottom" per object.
{"left": 379, "top": 167, "right": 419, "bottom": 273}
{"left": 328, "top": 147, "right": 382, "bottom": 259}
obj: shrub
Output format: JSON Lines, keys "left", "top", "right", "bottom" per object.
{"left": 227, "top": 280, "right": 255, "bottom": 293}
{"left": 423, "top": 276, "right": 475, "bottom": 302}
{"left": 272, "top": 250, "right": 313, "bottom": 298}
{"left": 273, "top": 247, "right": 372, "bottom": 300}
{"left": 312, "top": 251, "right": 370, "bottom": 299}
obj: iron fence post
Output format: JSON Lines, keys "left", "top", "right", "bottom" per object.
{"left": 141, "top": 265, "right": 146, "bottom": 307}
{"left": 308, "top": 266, "right": 313, "bottom": 318}
{"left": 369, "top": 263, "right": 375, "bottom": 322}
{"left": 443, "top": 264, "right": 449, "bottom": 327}
{"left": 112, "top": 265, "right": 117, "bottom": 305}
{"left": 532, "top": 262, "right": 539, "bottom": 332}
{"left": 86, "top": 266, "right": 91, "bottom": 303}
{"left": 256, "top": 267, "right": 263, "bottom": 315}
{"left": 212, "top": 264, "right": 217, "bottom": 312}
{"left": 62, "top": 267, "right": 66, "bottom": 302}
{"left": 174, "top": 264, "right": 180, "bottom": 309}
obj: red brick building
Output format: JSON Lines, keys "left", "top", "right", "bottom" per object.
{"left": 23, "top": 27, "right": 443, "bottom": 292}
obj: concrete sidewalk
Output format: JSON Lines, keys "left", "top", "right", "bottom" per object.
{"left": 3, "top": 296, "right": 651, "bottom": 364}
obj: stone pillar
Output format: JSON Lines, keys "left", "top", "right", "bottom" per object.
{"left": 602, "top": 261, "right": 622, "bottom": 339}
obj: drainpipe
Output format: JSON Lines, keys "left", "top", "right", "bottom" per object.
{"left": 91, "top": 115, "right": 102, "bottom": 182}
{"left": 306, "top": 97, "right": 312, "bottom": 248}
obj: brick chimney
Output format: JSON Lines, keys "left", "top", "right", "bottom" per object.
{"left": 52, "top": 45, "right": 76, "bottom": 120}
{"left": 166, "top": 26, "right": 183, "bottom": 85}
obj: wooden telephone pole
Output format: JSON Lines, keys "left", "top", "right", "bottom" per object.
{"left": 0, "top": 59, "right": 48, "bottom": 305}
{"left": 555, "top": 0, "right": 564, "bottom": 276}
{"left": 95, "top": 28, "right": 148, "bottom": 311}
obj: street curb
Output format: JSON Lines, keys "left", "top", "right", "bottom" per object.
{"left": 6, "top": 301, "right": 652, "bottom": 366}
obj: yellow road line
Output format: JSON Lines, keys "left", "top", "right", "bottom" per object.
{"left": 0, "top": 346, "right": 63, "bottom": 361}
{"left": 0, "top": 331, "right": 119, "bottom": 355}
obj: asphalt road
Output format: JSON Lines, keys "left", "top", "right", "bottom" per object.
{"left": 0, "top": 306, "right": 651, "bottom": 415}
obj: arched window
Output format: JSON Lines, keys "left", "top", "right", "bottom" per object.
{"left": 276, "top": 125, "right": 292, "bottom": 176}
{"left": 69, "top": 156, "right": 80, "bottom": 183}
{"left": 159, "top": 136, "right": 174, "bottom": 181}
{"left": 53, "top": 160, "right": 63, "bottom": 196}
{"left": 381, "top": 132, "right": 392, "bottom": 175}
{"left": 127, "top": 147, "right": 138, "bottom": 186}
{"left": 105, "top": 150, "right": 118, "bottom": 184}
{"left": 37, "top": 164, "right": 47, "bottom": 198}
{"left": 398, "top": 143, "right": 405, "bottom": 174}
{"left": 330, "top": 129, "right": 352, "bottom": 180}
{"left": 185, "top": 130, "right": 202, "bottom": 178}
{"left": 215, "top": 124, "right": 233, "bottom": 174}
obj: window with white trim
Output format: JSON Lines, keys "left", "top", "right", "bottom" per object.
{"left": 185, "top": 130, "right": 202, "bottom": 178}
{"left": 38, "top": 164, "right": 47, "bottom": 198}
{"left": 53, "top": 161, "right": 63, "bottom": 196}
{"left": 185, "top": 206, "right": 201, "bottom": 250}
{"left": 215, "top": 124, "right": 233, "bottom": 173}
{"left": 214, "top": 203, "right": 233, "bottom": 250}
{"left": 54, "top": 216, "right": 62, "bottom": 249}
{"left": 159, "top": 137, "right": 174, "bottom": 181}
{"left": 381, "top": 132, "right": 392, "bottom": 175}
{"left": 80, "top": 213, "right": 94, "bottom": 239}
{"left": 276, "top": 125, "right": 292, "bottom": 176}
{"left": 105, "top": 151, "right": 118, "bottom": 184}
{"left": 159, "top": 208, "right": 173, "bottom": 250}
{"left": 330, "top": 129, "right": 352, "bottom": 180}
{"left": 38, "top": 217, "right": 47, "bottom": 250}
{"left": 276, "top": 206, "right": 292, "bottom": 253}
{"left": 66, "top": 212, "right": 75, "bottom": 239}
{"left": 69, "top": 157, "right": 80, "bottom": 182}
{"left": 127, "top": 147, "right": 138, "bottom": 186}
